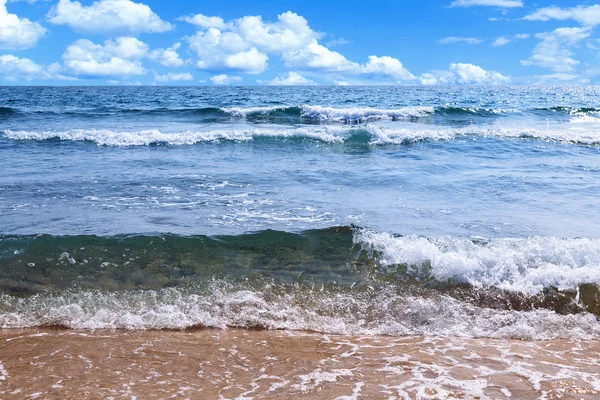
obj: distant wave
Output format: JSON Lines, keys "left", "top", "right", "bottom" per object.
{"left": 4, "top": 104, "right": 600, "bottom": 122}
{"left": 4, "top": 124, "right": 600, "bottom": 146}
{"left": 536, "top": 106, "right": 600, "bottom": 115}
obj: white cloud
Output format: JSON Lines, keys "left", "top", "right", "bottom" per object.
{"left": 450, "top": 0, "right": 523, "bottom": 7}
{"left": 359, "top": 56, "right": 415, "bottom": 81}
{"left": 49, "top": 0, "right": 173, "bottom": 33}
{"left": 438, "top": 37, "right": 483, "bottom": 45}
{"left": 420, "top": 63, "right": 509, "bottom": 85}
{"left": 223, "top": 48, "right": 268, "bottom": 73}
{"left": 326, "top": 38, "right": 350, "bottom": 47}
{"left": 0, "top": 0, "right": 46, "bottom": 50}
{"left": 419, "top": 73, "right": 439, "bottom": 85}
{"left": 0, "top": 54, "right": 71, "bottom": 81}
{"left": 523, "top": 5, "right": 600, "bottom": 26}
{"left": 153, "top": 72, "right": 193, "bottom": 82}
{"left": 492, "top": 33, "right": 529, "bottom": 46}
{"left": 492, "top": 37, "right": 510, "bottom": 46}
{"left": 186, "top": 11, "right": 319, "bottom": 74}
{"left": 0, "top": 54, "right": 42, "bottom": 77}
{"left": 521, "top": 27, "right": 591, "bottom": 73}
{"left": 450, "top": 63, "right": 510, "bottom": 84}
{"left": 188, "top": 27, "right": 268, "bottom": 73}
{"left": 283, "top": 41, "right": 355, "bottom": 71}
{"left": 210, "top": 74, "right": 242, "bottom": 85}
{"left": 62, "top": 37, "right": 148, "bottom": 77}
{"left": 263, "top": 71, "right": 317, "bottom": 85}
{"left": 148, "top": 42, "right": 184, "bottom": 67}
{"left": 235, "top": 12, "right": 317, "bottom": 53}
{"left": 184, "top": 11, "right": 415, "bottom": 82}
{"left": 180, "top": 13, "right": 227, "bottom": 29}
{"left": 419, "top": 70, "right": 457, "bottom": 85}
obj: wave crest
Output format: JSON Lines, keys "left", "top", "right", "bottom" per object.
{"left": 4, "top": 124, "right": 600, "bottom": 146}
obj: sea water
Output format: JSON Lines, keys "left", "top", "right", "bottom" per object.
{"left": 0, "top": 86, "right": 599, "bottom": 339}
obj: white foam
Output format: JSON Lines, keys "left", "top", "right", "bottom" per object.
{"left": 355, "top": 230, "right": 600, "bottom": 294}
{"left": 4, "top": 122, "right": 600, "bottom": 146}
{"left": 2, "top": 127, "right": 348, "bottom": 147}
{"left": 0, "top": 361, "right": 7, "bottom": 381}
{"left": 219, "top": 105, "right": 434, "bottom": 121}
{"left": 299, "top": 105, "right": 434, "bottom": 121}
{"left": 220, "top": 106, "right": 291, "bottom": 117}
{"left": 0, "top": 284, "right": 598, "bottom": 339}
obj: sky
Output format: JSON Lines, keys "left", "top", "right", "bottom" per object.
{"left": 1, "top": 0, "right": 600, "bottom": 85}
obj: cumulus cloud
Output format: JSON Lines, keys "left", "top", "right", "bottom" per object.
{"left": 419, "top": 63, "right": 509, "bottom": 85}
{"left": 438, "top": 37, "right": 483, "bottom": 45}
{"left": 450, "top": 63, "right": 510, "bottom": 84}
{"left": 210, "top": 74, "right": 242, "bottom": 85}
{"left": 0, "top": 54, "right": 42, "bottom": 77}
{"left": 188, "top": 27, "right": 269, "bottom": 73}
{"left": 283, "top": 41, "right": 355, "bottom": 71}
{"left": 0, "top": 54, "right": 71, "bottom": 81}
{"left": 49, "top": 0, "right": 173, "bottom": 33}
{"left": 153, "top": 72, "right": 193, "bottom": 82}
{"left": 521, "top": 27, "right": 591, "bottom": 73}
{"left": 0, "top": 0, "right": 46, "bottom": 50}
{"left": 147, "top": 42, "right": 184, "bottom": 67}
{"left": 263, "top": 71, "right": 317, "bottom": 85}
{"left": 523, "top": 5, "right": 600, "bottom": 26}
{"left": 180, "top": 13, "right": 227, "bottom": 30}
{"left": 183, "top": 11, "right": 415, "bottom": 82}
{"left": 492, "top": 33, "right": 529, "bottom": 46}
{"left": 236, "top": 12, "right": 317, "bottom": 53}
{"left": 359, "top": 56, "right": 415, "bottom": 81}
{"left": 450, "top": 0, "right": 523, "bottom": 7}
{"left": 62, "top": 37, "right": 149, "bottom": 77}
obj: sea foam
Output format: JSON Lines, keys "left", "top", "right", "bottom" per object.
{"left": 355, "top": 230, "right": 600, "bottom": 294}
{"left": 0, "top": 284, "right": 598, "bottom": 339}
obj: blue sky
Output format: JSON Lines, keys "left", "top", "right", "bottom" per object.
{"left": 1, "top": 0, "right": 599, "bottom": 85}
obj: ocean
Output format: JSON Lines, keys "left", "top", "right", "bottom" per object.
{"left": 1, "top": 86, "right": 599, "bottom": 398}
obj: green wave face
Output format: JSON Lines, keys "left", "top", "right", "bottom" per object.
{"left": 0, "top": 227, "right": 363, "bottom": 293}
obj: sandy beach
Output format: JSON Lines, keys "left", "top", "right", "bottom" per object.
{"left": 0, "top": 328, "right": 598, "bottom": 399}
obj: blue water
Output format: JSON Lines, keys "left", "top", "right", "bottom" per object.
{"left": 1, "top": 86, "right": 599, "bottom": 337}
{"left": 1, "top": 86, "right": 599, "bottom": 237}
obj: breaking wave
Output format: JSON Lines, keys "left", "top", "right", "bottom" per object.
{"left": 3, "top": 124, "right": 600, "bottom": 146}
{"left": 0, "top": 227, "right": 598, "bottom": 337}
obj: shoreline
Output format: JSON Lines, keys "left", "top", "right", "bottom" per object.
{"left": 1, "top": 328, "right": 598, "bottom": 399}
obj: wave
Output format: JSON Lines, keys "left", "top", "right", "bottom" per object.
{"left": 536, "top": 106, "right": 600, "bottom": 115}
{"left": 1, "top": 228, "right": 599, "bottom": 303}
{"left": 355, "top": 230, "right": 600, "bottom": 294}
{"left": 4, "top": 124, "right": 600, "bottom": 146}
{"left": 4, "top": 105, "right": 434, "bottom": 122}
{"left": 1, "top": 227, "right": 598, "bottom": 337}
{"left": 0, "top": 107, "right": 17, "bottom": 115}
{"left": 4, "top": 104, "right": 600, "bottom": 121}
{"left": 1, "top": 284, "right": 598, "bottom": 339}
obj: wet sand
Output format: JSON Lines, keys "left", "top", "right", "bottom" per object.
{"left": 0, "top": 328, "right": 598, "bottom": 399}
